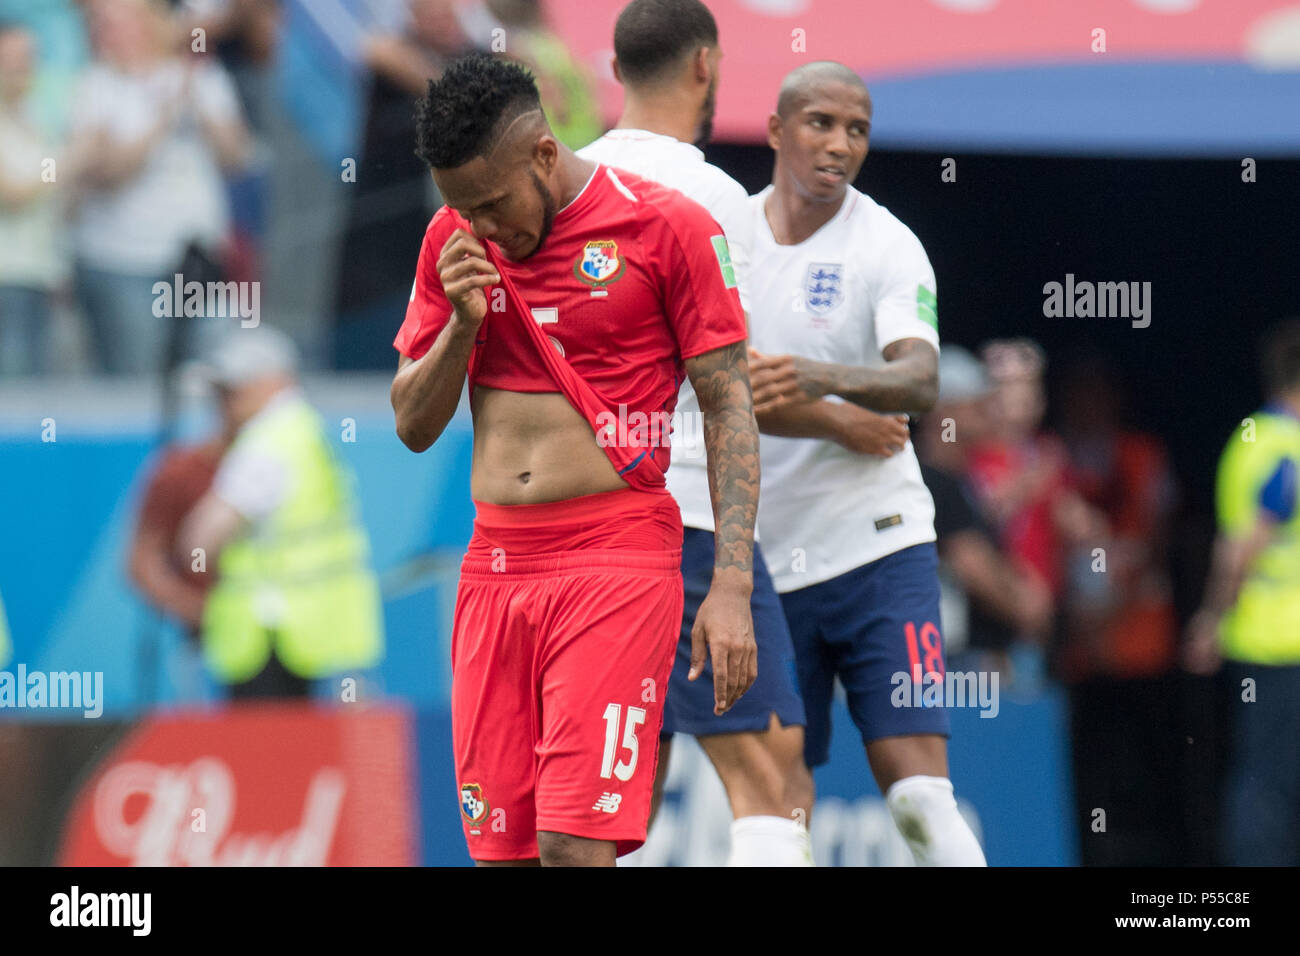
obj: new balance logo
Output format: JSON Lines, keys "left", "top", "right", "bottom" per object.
{"left": 592, "top": 792, "right": 622, "bottom": 814}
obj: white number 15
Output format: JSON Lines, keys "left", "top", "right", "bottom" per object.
{"left": 600, "top": 703, "right": 646, "bottom": 782}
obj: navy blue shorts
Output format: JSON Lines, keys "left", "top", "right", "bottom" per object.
{"left": 779, "top": 542, "right": 950, "bottom": 767}
{"left": 661, "top": 529, "right": 806, "bottom": 737}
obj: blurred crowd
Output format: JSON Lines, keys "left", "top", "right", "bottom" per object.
{"left": 914, "top": 338, "right": 1184, "bottom": 865}
{"left": 918, "top": 340, "right": 1179, "bottom": 682}
{"left": 0, "top": 0, "right": 598, "bottom": 378}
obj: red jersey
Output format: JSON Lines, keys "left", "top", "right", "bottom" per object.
{"left": 967, "top": 435, "right": 1072, "bottom": 595}
{"left": 393, "top": 163, "right": 747, "bottom": 485}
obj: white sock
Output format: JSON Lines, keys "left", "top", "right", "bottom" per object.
{"left": 885, "top": 775, "right": 987, "bottom": 867}
{"left": 727, "top": 815, "right": 815, "bottom": 867}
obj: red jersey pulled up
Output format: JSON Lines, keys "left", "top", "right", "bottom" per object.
{"left": 393, "top": 163, "right": 747, "bottom": 479}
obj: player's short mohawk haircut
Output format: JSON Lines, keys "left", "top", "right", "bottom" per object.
{"left": 614, "top": 0, "right": 719, "bottom": 87}
{"left": 415, "top": 53, "right": 543, "bottom": 169}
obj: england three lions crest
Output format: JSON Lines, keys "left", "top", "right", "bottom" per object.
{"left": 575, "top": 239, "right": 626, "bottom": 296}
{"left": 805, "top": 263, "right": 844, "bottom": 316}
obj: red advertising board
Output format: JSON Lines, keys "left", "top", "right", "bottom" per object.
{"left": 58, "top": 704, "right": 416, "bottom": 866}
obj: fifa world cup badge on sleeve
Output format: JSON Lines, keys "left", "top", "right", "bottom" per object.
{"left": 711, "top": 235, "right": 737, "bottom": 289}
{"left": 575, "top": 240, "right": 626, "bottom": 297}
{"left": 917, "top": 284, "right": 938, "bottom": 330}
{"left": 459, "top": 782, "right": 489, "bottom": 833}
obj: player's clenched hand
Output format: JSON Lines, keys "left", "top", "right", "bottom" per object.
{"left": 689, "top": 587, "right": 757, "bottom": 715}
{"left": 437, "top": 228, "right": 500, "bottom": 327}
{"left": 749, "top": 349, "right": 824, "bottom": 413}
{"left": 831, "top": 404, "right": 911, "bottom": 457}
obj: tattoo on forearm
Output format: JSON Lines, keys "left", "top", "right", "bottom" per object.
{"left": 819, "top": 338, "right": 938, "bottom": 412}
{"left": 689, "top": 342, "right": 759, "bottom": 575}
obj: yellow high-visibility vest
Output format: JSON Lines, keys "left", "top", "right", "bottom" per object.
{"left": 1215, "top": 409, "right": 1300, "bottom": 665}
{"left": 525, "top": 31, "right": 602, "bottom": 150}
{"left": 202, "top": 396, "right": 383, "bottom": 683}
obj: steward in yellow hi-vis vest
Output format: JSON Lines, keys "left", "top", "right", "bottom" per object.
{"left": 1187, "top": 320, "right": 1300, "bottom": 866}
{"left": 179, "top": 328, "right": 383, "bottom": 698}
{"left": 1213, "top": 407, "right": 1300, "bottom": 665}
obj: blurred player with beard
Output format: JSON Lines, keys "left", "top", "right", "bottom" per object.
{"left": 746, "top": 62, "right": 986, "bottom": 865}
{"left": 579, "top": 0, "right": 813, "bottom": 866}
{"left": 391, "top": 54, "right": 759, "bottom": 867}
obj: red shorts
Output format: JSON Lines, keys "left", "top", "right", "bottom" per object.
{"left": 451, "top": 487, "right": 684, "bottom": 860}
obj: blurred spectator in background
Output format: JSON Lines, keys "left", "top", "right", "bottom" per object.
{"left": 1187, "top": 320, "right": 1300, "bottom": 865}
{"left": 173, "top": 0, "right": 278, "bottom": 131}
{"left": 0, "top": 21, "right": 64, "bottom": 377}
{"left": 334, "top": 0, "right": 473, "bottom": 368}
{"left": 485, "top": 0, "right": 600, "bottom": 149}
{"left": 361, "top": 0, "right": 469, "bottom": 98}
{"left": 1057, "top": 358, "right": 1178, "bottom": 681}
{"left": 916, "top": 346, "right": 1053, "bottom": 677}
{"left": 1056, "top": 357, "right": 1181, "bottom": 866}
{"left": 128, "top": 388, "right": 236, "bottom": 639}
{"left": 176, "top": 327, "right": 384, "bottom": 700}
{"left": 66, "top": 0, "right": 250, "bottom": 377}
{"left": 967, "top": 338, "right": 1097, "bottom": 599}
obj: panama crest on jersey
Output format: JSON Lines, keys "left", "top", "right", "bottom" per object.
{"left": 575, "top": 239, "right": 626, "bottom": 296}
{"left": 460, "top": 782, "right": 489, "bottom": 828}
{"left": 805, "top": 263, "right": 844, "bottom": 315}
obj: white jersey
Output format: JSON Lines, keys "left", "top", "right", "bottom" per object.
{"left": 747, "top": 185, "right": 941, "bottom": 592}
{"left": 577, "top": 129, "right": 752, "bottom": 532}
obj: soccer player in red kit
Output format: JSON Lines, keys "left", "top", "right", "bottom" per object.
{"left": 390, "top": 54, "right": 760, "bottom": 867}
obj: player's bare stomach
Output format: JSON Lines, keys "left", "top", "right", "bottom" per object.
{"left": 469, "top": 387, "right": 627, "bottom": 505}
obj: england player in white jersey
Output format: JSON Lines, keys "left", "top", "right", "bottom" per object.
{"left": 578, "top": 0, "right": 812, "bottom": 866}
{"left": 747, "top": 61, "right": 987, "bottom": 865}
